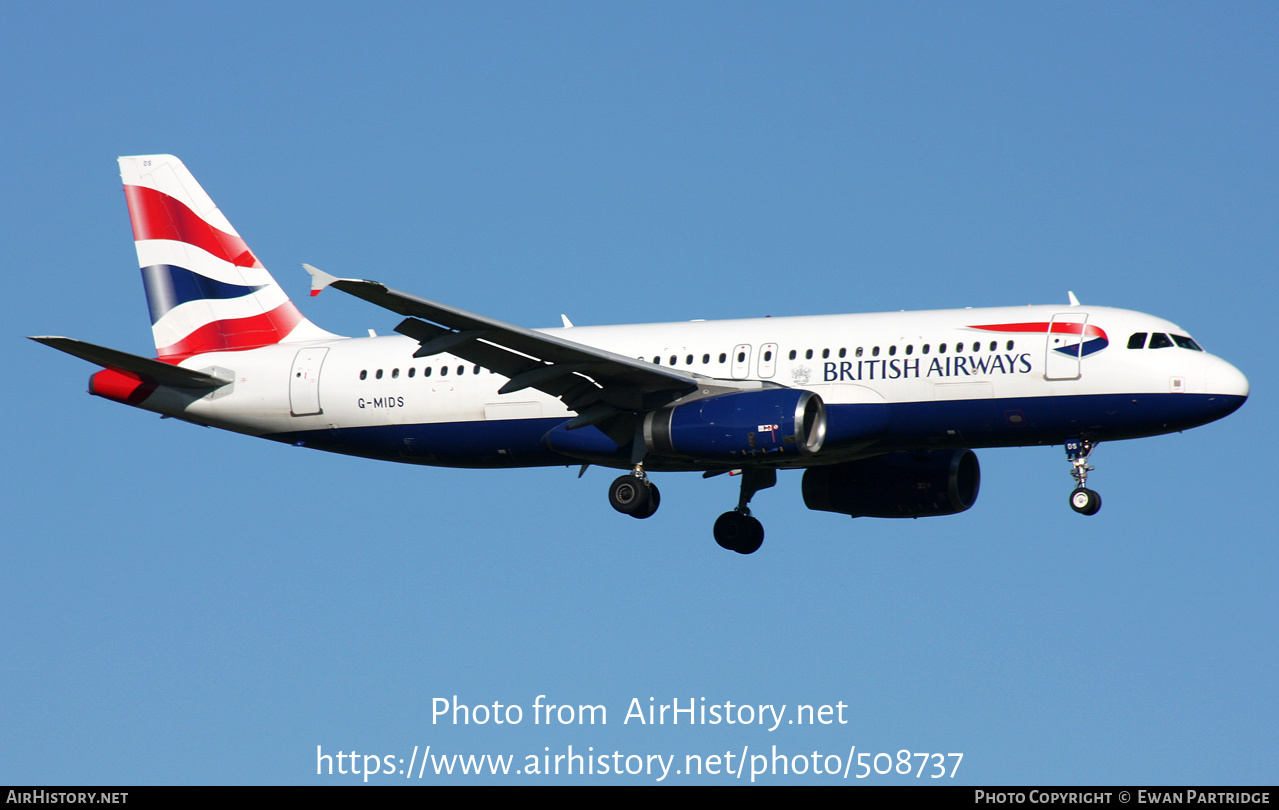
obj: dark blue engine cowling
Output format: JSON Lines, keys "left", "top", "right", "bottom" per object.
{"left": 643, "top": 389, "right": 827, "bottom": 461}
{"left": 801, "top": 449, "right": 980, "bottom": 518}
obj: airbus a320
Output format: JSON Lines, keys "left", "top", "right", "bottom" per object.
{"left": 33, "top": 156, "right": 1250, "bottom": 553}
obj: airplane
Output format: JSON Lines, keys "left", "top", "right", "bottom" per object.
{"left": 33, "top": 155, "right": 1250, "bottom": 554}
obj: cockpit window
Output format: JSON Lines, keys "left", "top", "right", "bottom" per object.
{"left": 1127, "top": 332, "right": 1147, "bottom": 349}
{"left": 1148, "top": 333, "right": 1173, "bottom": 349}
{"left": 1172, "top": 334, "right": 1203, "bottom": 351}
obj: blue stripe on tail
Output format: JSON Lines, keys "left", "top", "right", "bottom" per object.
{"left": 141, "top": 264, "right": 264, "bottom": 323}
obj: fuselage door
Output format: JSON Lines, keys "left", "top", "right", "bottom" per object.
{"left": 1044, "top": 313, "right": 1088, "bottom": 381}
{"left": 757, "top": 343, "right": 778, "bottom": 379}
{"left": 731, "top": 344, "right": 752, "bottom": 379}
{"left": 289, "top": 347, "right": 329, "bottom": 416}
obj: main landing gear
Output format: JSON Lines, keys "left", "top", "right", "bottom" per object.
{"left": 1065, "top": 438, "right": 1102, "bottom": 516}
{"left": 606, "top": 463, "right": 777, "bottom": 554}
{"left": 712, "top": 468, "right": 775, "bottom": 555}
{"left": 609, "top": 465, "right": 660, "bottom": 520}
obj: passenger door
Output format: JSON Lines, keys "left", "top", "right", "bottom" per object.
{"left": 289, "top": 348, "right": 329, "bottom": 415}
{"left": 1044, "top": 314, "right": 1088, "bottom": 381}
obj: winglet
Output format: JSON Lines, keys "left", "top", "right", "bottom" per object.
{"left": 303, "top": 263, "right": 341, "bottom": 297}
{"left": 561, "top": 314, "right": 574, "bottom": 328}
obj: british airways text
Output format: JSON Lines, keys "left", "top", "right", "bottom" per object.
{"left": 823, "top": 353, "right": 1033, "bottom": 382}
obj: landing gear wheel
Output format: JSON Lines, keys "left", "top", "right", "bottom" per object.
{"left": 631, "top": 483, "right": 660, "bottom": 519}
{"left": 1069, "top": 488, "right": 1102, "bottom": 516}
{"left": 609, "top": 475, "right": 651, "bottom": 516}
{"left": 1063, "top": 439, "right": 1102, "bottom": 514}
{"left": 713, "top": 511, "right": 764, "bottom": 555}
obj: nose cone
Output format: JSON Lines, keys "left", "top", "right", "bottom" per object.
{"left": 1205, "top": 356, "right": 1249, "bottom": 419}
{"left": 1210, "top": 356, "right": 1249, "bottom": 398}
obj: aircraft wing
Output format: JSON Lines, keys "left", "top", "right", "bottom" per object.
{"left": 304, "top": 265, "right": 701, "bottom": 431}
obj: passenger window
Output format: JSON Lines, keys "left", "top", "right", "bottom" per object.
{"left": 408, "top": 368, "right": 415, "bottom": 378}
{"left": 872, "top": 346, "right": 880, "bottom": 357}
{"left": 737, "top": 351, "right": 745, "bottom": 362}
{"left": 424, "top": 367, "right": 432, "bottom": 377}
{"left": 905, "top": 345, "right": 913, "bottom": 355}
{"left": 375, "top": 369, "right": 383, "bottom": 379}
{"left": 888, "top": 345, "right": 897, "bottom": 356}
{"left": 956, "top": 342, "right": 964, "bottom": 353}
{"left": 457, "top": 365, "right": 465, "bottom": 375}
{"left": 1006, "top": 340, "right": 1014, "bottom": 351}
{"left": 822, "top": 348, "right": 830, "bottom": 359}
{"left": 1128, "top": 333, "right": 1147, "bottom": 349}
{"left": 686, "top": 354, "right": 693, "bottom": 365}
{"left": 922, "top": 344, "right": 930, "bottom": 354}
{"left": 473, "top": 365, "right": 481, "bottom": 374}
{"left": 359, "top": 370, "right": 367, "bottom": 380}
{"left": 763, "top": 350, "right": 772, "bottom": 361}
{"left": 789, "top": 350, "right": 797, "bottom": 360}
{"left": 719, "top": 353, "right": 727, "bottom": 363}
{"left": 805, "top": 349, "right": 813, "bottom": 360}
{"left": 989, "top": 341, "right": 997, "bottom": 351}
{"left": 838, "top": 348, "right": 846, "bottom": 358}
{"left": 392, "top": 368, "right": 400, "bottom": 379}
{"left": 1149, "top": 333, "right": 1173, "bottom": 349}
{"left": 669, "top": 355, "right": 676, "bottom": 365}
{"left": 939, "top": 343, "right": 947, "bottom": 353}
{"left": 702, "top": 353, "right": 710, "bottom": 364}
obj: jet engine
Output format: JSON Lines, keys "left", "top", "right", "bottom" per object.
{"left": 801, "top": 449, "right": 980, "bottom": 518}
{"left": 643, "top": 389, "right": 826, "bottom": 462}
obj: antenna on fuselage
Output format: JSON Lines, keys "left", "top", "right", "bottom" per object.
{"left": 1068, "top": 291, "right": 1081, "bottom": 306}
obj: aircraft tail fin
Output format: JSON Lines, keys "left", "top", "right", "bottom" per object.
{"left": 118, "top": 155, "right": 335, "bottom": 359}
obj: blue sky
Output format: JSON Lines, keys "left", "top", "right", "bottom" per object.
{"left": 2, "top": 2, "right": 1275, "bottom": 784}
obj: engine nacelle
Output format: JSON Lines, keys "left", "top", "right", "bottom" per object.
{"left": 802, "top": 449, "right": 980, "bottom": 518}
{"left": 643, "top": 389, "right": 826, "bottom": 462}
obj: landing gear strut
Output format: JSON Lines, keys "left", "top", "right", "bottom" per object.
{"left": 609, "top": 463, "right": 660, "bottom": 519}
{"left": 1065, "top": 438, "right": 1102, "bottom": 516}
{"left": 713, "top": 468, "right": 775, "bottom": 554}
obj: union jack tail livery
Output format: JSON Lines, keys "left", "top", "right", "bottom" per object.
{"left": 119, "top": 155, "right": 331, "bottom": 358}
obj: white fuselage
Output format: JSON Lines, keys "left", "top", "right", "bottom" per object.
{"left": 137, "top": 303, "right": 1247, "bottom": 471}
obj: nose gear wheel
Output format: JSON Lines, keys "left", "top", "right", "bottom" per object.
{"left": 1064, "top": 439, "right": 1102, "bottom": 516}
{"left": 1070, "top": 487, "right": 1102, "bottom": 515}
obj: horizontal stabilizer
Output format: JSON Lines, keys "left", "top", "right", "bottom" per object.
{"left": 29, "top": 337, "right": 232, "bottom": 389}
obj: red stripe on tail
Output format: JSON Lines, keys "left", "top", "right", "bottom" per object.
{"left": 155, "top": 301, "right": 306, "bottom": 358}
{"left": 124, "top": 185, "right": 260, "bottom": 268}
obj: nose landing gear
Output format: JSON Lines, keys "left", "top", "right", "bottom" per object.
{"left": 1065, "top": 438, "right": 1102, "bottom": 516}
